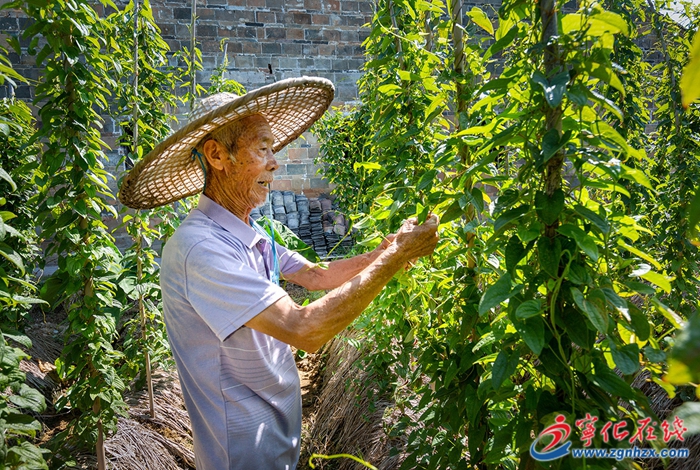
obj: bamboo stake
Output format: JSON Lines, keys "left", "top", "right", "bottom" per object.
{"left": 451, "top": 0, "right": 477, "bottom": 269}
{"left": 540, "top": 0, "right": 564, "bottom": 235}
{"left": 646, "top": 0, "right": 681, "bottom": 132}
{"left": 132, "top": 0, "right": 155, "bottom": 419}
{"left": 189, "top": 0, "right": 197, "bottom": 112}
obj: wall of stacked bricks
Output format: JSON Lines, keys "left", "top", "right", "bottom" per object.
{"left": 0, "top": 0, "right": 373, "bottom": 204}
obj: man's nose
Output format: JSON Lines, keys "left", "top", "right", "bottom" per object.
{"left": 266, "top": 151, "right": 278, "bottom": 171}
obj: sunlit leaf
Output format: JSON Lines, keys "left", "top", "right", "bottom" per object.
{"left": 680, "top": 30, "right": 700, "bottom": 108}
{"left": 467, "top": 7, "right": 494, "bottom": 36}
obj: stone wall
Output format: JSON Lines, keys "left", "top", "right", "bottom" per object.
{"left": 0, "top": 0, "right": 373, "bottom": 196}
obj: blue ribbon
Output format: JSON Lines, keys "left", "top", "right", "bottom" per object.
{"left": 251, "top": 218, "right": 280, "bottom": 286}
{"left": 191, "top": 148, "right": 207, "bottom": 191}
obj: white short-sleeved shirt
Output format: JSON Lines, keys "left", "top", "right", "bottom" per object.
{"left": 161, "top": 195, "right": 308, "bottom": 470}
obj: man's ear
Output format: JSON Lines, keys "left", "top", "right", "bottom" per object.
{"left": 202, "top": 139, "right": 228, "bottom": 171}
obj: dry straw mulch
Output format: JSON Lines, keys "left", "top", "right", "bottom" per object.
{"left": 304, "top": 336, "right": 409, "bottom": 470}
{"left": 630, "top": 372, "right": 699, "bottom": 470}
{"left": 20, "top": 316, "right": 195, "bottom": 470}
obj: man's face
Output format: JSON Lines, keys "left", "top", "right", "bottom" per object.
{"left": 225, "top": 115, "right": 277, "bottom": 210}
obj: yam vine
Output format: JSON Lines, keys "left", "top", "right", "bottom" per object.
{"left": 0, "top": 0, "right": 698, "bottom": 467}
{"left": 315, "top": 0, "right": 700, "bottom": 468}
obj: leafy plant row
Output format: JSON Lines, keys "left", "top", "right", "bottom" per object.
{"left": 313, "top": 0, "right": 700, "bottom": 468}
{"left": 0, "top": 0, "right": 221, "bottom": 466}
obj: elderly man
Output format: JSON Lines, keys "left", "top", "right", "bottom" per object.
{"left": 119, "top": 78, "right": 439, "bottom": 470}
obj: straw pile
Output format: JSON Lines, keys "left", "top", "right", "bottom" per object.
{"left": 19, "top": 317, "right": 195, "bottom": 469}
{"left": 630, "top": 372, "right": 699, "bottom": 470}
{"left": 304, "top": 335, "right": 409, "bottom": 470}
{"left": 105, "top": 369, "right": 195, "bottom": 469}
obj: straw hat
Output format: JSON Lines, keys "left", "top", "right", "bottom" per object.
{"left": 118, "top": 76, "right": 335, "bottom": 209}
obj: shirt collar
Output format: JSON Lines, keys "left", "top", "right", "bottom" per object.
{"left": 197, "top": 195, "right": 263, "bottom": 249}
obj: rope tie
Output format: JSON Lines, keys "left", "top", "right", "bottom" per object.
{"left": 191, "top": 148, "right": 207, "bottom": 191}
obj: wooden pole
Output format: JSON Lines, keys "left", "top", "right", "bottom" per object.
{"left": 189, "top": 0, "right": 197, "bottom": 111}
{"left": 132, "top": 0, "right": 155, "bottom": 419}
{"left": 451, "top": 0, "right": 477, "bottom": 269}
{"left": 540, "top": 0, "right": 564, "bottom": 237}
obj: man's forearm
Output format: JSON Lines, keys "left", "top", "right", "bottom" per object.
{"left": 296, "top": 245, "right": 405, "bottom": 350}
{"left": 285, "top": 248, "right": 381, "bottom": 291}
{"left": 247, "top": 243, "right": 406, "bottom": 352}
{"left": 246, "top": 217, "right": 439, "bottom": 352}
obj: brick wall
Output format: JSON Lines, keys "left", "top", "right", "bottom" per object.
{"left": 0, "top": 0, "right": 373, "bottom": 198}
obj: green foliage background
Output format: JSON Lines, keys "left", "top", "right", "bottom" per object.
{"left": 0, "top": 0, "right": 699, "bottom": 468}
{"left": 313, "top": 0, "right": 700, "bottom": 468}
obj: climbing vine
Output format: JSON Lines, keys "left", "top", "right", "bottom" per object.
{"left": 315, "top": 0, "right": 699, "bottom": 468}
{"left": 7, "top": 1, "right": 128, "bottom": 465}
{"left": 0, "top": 45, "right": 48, "bottom": 470}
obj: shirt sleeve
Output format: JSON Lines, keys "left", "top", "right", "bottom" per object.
{"left": 276, "top": 242, "right": 312, "bottom": 277}
{"left": 184, "top": 240, "right": 289, "bottom": 342}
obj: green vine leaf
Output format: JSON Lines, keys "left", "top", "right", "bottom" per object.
{"left": 680, "top": 30, "right": 700, "bottom": 108}
{"left": 479, "top": 272, "right": 521, "bottom": 315}
{"left": 467, "top": 7, "right": 494, "bottom": 36}
{"left": 571, "top": 287, "right": 609, "bottom": 333}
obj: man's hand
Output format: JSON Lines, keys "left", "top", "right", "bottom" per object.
{"left": 394, "top": 214, "right": 440, "bottom": 263}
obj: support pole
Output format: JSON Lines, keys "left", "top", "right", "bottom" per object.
{"left": 132, "top": 0, "right": 155, "bottom": 419}
{"left": 540, "top": 0, "right": 564, "bottom": 237}
{"left": 189, "top": 0, "right": 197, "bottom": 111}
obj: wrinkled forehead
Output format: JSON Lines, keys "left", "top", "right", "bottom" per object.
{"left": 233, "top": 114, "right": 273, "bottom": 142}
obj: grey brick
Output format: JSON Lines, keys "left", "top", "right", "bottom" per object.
{"left": 234, "top": 55, "right": 256, "bottom": 68}
{"left": 292, "top": 12, "right": 312, "bottom": 24}
{"left": 314, "top": 58, "right": 331, "bottom": 69}
{"left": 340, "top": 30, "right": 359, "bottom": 42}
{"left": 174, "top": 8, "right": 191, "bottom": 20}
{"left": 198, "top": 24, "right": 218, "bottom": 37}
{"left": 256, "top": 11, "right": 276, "bottom": 23}
{"left": 305, "top": 29, "right": 323, "bottom": 41}
{"left": 278, "top": 57, "right": 299, "bottom": 69}
{"left": 347, "top": 58, "right": 364, "bottom": 70}
{"left": 304, "top": 0, "right": 322, "bottom": 10}
{"left": 231, "top": 10, "right": 256, "bottom": 22}
{"left": 261, "top": 42, "right": 281, "bottom": 54}
{"left": 17, "top": 18, "right": 33, "bottom": 30}
{"left": 346, "top": 15, "right": 365, "bottom": 26}
{"left": 322, "top": 29, "right": 340, "bottom": 42}
{"left": 266, "top": 27, "right": 286, "bottom": 39}
{"left": 287, "top": 164, "right": 308, "bottom": 175}
{"left": 160, "top": 22, "right": 177, "bottom": 38}
{"left": 331, "top": 58, "right": 347, "bottom": 70}
{"left": 255, "top": 56, "right": 279, "bottom": 68}
{"left": 282, "top": 43, "right": 303, "bottom": 55}
{"left": 242, "top": 41, "right": 260, "bottom": 54}
{"left": 341, "top": 1, "right": 358, "bottom": 11}
{"left": 303, "top": 44, "right": 319, "bottom": 56}
{"left": 310, "top": 177, "right": 328, "bottom": 189}
{"left": 238, "top": 26, "right": 259, "bottom": 39}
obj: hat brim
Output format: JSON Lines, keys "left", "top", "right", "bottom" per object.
{"left": 118, "top": 77, "right": 335, "bottom": 209}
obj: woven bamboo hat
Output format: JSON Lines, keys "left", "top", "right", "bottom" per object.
{"left": 118, "top": 76, "right": 335, "bottom": 209}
